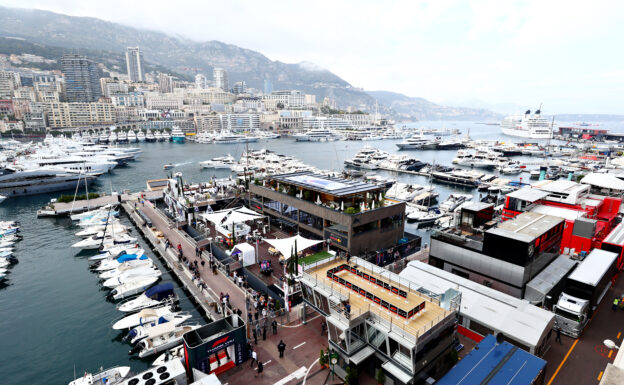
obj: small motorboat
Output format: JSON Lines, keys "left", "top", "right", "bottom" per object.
{"left": 152, "top": 345, "right": 184, "bottom": 366}
{"left": 75, "top": 222, "right": 127, "bottom": 238}
{"left": 0, "top": 240, "right": 15, "bottom": 248}
{"left": 117, "top": 283, "right": 177, "bottom": 313}
{"left": 70, "top": 205, "right": 116, "bottom": 221}
{"left": 163, "top": 164, "right": 174, "bottom": 170}
{"left": 95, "top": 253, "right": 149, "bottom": 271}
{"left": 0, "top": 195, "right": 6, "bottom": 204}
{"left": 0, "top": 259, "right": 10, "bottom": 268}
{"left": 129, "top": 324, "right": 201, "bottom": 358}
{"left": 127, "top": 313, "right": 192, "bottom": 345}
{"left": 72, "top": 234, "right": 137, "bottom": 249}
{"left": 108, "top": 276, "right": 160, "bottom": 301}
{"left": 407, "top": 208, "right": 445, "bottom": 227}
{"left": 112, "top": 306, "right": 177, "bottom": 330}
{"left": 68, "top": 365, "right": 131, "bottom": 385}
{"left": 102, "top": 267, "right": 162, "bottom": 288}
{"left": 99, "top": 258, "right": 154, "bottom": 279}
{"left": 88, "top": 245, "right": 140, "bottom": 261}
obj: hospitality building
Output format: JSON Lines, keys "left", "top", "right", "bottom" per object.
{"left": 249, "top": 171, "right": 406, "bottom": 255}
{"left": 300, "top": 256, "right": 460, "bottom": 384}
{"left": 429, "top": 205, "right": 564, "bottom": 298}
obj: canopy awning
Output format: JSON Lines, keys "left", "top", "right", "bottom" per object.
{"left": 263, "top": 234, "right": 324, "bottom": 260}
{"left": 581, "top": 173, "right": 624, "bottom": 191}
{"left": 200, "top": 207, "right": 263, "bottom": 227}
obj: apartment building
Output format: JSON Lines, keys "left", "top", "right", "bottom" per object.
{"left": 44, "top": 102, "right": 116, "bottom": 128}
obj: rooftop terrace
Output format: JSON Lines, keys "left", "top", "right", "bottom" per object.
{"left": 270, "top": 171, "right": 384, "bottom": 197}
{"left": 301, "top": 256, "right": 456, "bottom": 344}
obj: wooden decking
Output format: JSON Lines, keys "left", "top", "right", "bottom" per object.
{"left": 307, "top": 259, "right": 449, "bottom": 338}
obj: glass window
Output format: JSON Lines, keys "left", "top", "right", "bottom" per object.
{"left": 348, "top": 324, "right": 365, "bottom": 351}
{"left": 328, "top": 323, "right": 348, "bottom": 351}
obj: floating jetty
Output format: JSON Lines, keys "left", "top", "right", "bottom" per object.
{"left": 36, "top": 190, "right": 164, "bottom": 217}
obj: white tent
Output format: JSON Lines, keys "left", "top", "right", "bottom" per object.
{"left": 581, "top": 173, "right": 624, "bottom": 192}
{"left": 263, "top": 234, "right": 324, "bottom": 260}
{"left": 233, "top": 242, "right": 256, "bottom": 267}
{"left": 200, "top": 208, "right": 263, "bottom": 227}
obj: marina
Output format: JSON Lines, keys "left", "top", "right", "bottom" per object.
{"left": 2, "top": 120, "right": 624, "bottom": 385}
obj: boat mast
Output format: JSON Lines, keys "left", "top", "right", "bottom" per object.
{"left": 69, "top": 168, "right": 83, "bottom": 215}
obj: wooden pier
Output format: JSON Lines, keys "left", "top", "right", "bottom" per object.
{"left": 119, "top": 199, "right": 249, "bottom": 323}
{"left": 37, "top": 190, "right": 164, "bottom": 217}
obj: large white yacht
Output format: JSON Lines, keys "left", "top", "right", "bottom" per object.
{"left": 23, "top": 156, "right": 116, "bottom": 174}
{"left": 213, "top": 132, "right": 259, "bottom": 144}
{"left": 294, "top": 128, "right": 342, "bottom": 142}
{"left": 0, "top": 166, "right": 97, "bottom": 197}
{"left": 500, "top": 109, "right": 554, "bottom": 139}
{"left": 396, "top": 134, "right": 435, "bottom": 150}
{"left": 154, "top": 131, "right": 164, "bottom": 141}
{"left": 127, "top": 131, "right": 137, "bottom": 143}
{"left": 136, "top": 131, "right": 146, "bottom": 142}
{"left": 199, "top": 154, "right": 237, "bottom": 169}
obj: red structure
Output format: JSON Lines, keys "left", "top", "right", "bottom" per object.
{"left": 502, "top": 180, "right": 621, "bottom": 262}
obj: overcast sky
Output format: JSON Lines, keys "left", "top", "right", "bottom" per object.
{"left": 2, "top": 0, "right": 624, "bottom": 114}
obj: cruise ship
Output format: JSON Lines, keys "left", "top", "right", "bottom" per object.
{"left": 500, "top": 109, "right": 554, "bottom": 139}
{"left": 293, "top": 128, "right": 342, "bottom": 142}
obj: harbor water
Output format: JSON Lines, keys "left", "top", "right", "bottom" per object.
{"left": 0, "top": 121, "right": 619, "bottom": 383}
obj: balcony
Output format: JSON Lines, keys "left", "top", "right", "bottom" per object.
{"left": 250, "top": 184, "right": 402, "bottom": 219}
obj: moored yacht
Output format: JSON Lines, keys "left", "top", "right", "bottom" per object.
{"left": 213, "top": 132, "right": 259, "bottom": 144}
{"left": 170, "top": 127, "right": 185, "bottom": 143}
{"left": 68, "top": 366, "right": 131, "bottom": 385}
{"left": 154, "top": 131, "right": 164, "bottom": 141}
{"left": 136, "top": 131, "right": 146, "bottom": 142}
{"left": 127, "top": 131, "right": 137, "bottom": 143}
{"left": 199, "top": 154, "right": 237, "bottom": 169}
{"left": 0, "top": 166, "right": 98, "bottom": 197}
{"left": 396, "top": 134, "right": 435, "bottom": 150}
{"left": 294, "top": 128, "right": 341, "bottom": 142}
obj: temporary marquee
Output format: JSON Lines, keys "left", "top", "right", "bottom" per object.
{"left": 263, "top": 234, "right": 324, "bottom": 261}
{"left": 233, "top": 242, "right": 256, "bottom": 267}
{"left": 200, "top": 208, "right": 263, "bottom": 227}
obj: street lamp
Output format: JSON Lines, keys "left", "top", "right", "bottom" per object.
{"left": 604, "top": 339, "right": 620, "bottom": 350}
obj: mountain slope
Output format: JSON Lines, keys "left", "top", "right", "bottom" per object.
{"left": 367, "top": 90, "right": 503, "bottom": 121}
{"left": 0, "top": 6, "right": 374, "bottom": 108}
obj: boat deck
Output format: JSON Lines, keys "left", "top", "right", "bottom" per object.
{"left": 306, "top": 259, "right": 450, "bottom": 339}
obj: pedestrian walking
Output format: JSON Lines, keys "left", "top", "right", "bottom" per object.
{"left": 256, "top": 361, "right": 263, "bottom": 377}
{"left": 164, "top": 239, "right": 170, "bottom": 251}
{"left": 613, "top": 297, "right": 619, "bottom": 311}
{"left": 201, "top": 259, "right": 205, "bottom": 269}
{"left": 272, "top": 320, "right": 278, "bottom": 335}
{"left": 252, "top": 328, "right": 258, "bottom": 345}
{"left": 212, "top": 264, "right": 217, "bottom": 275}
{"left": 262, "top": 326, "right": 267, "bottom": 341}
{"left": 250, "top": 350, "right": 257, "bottom": 367}
{"left": 277, "top": 340, "right": 286, "bottom": 358}
{"left": 555, "top": 328, "right": 562, "bottom": 344}
{"left": 196, "top": 246, "right": 200, "bottom": 257}
{"left": 321, "top": 321, "right": 327, "bottom": 336}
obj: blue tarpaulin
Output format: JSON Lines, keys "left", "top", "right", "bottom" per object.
{"left": 116, "top": 253, "right": 147, "bottom": 263}
{"left": 145, "top": 283, "right": 174, "bottom": 300}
